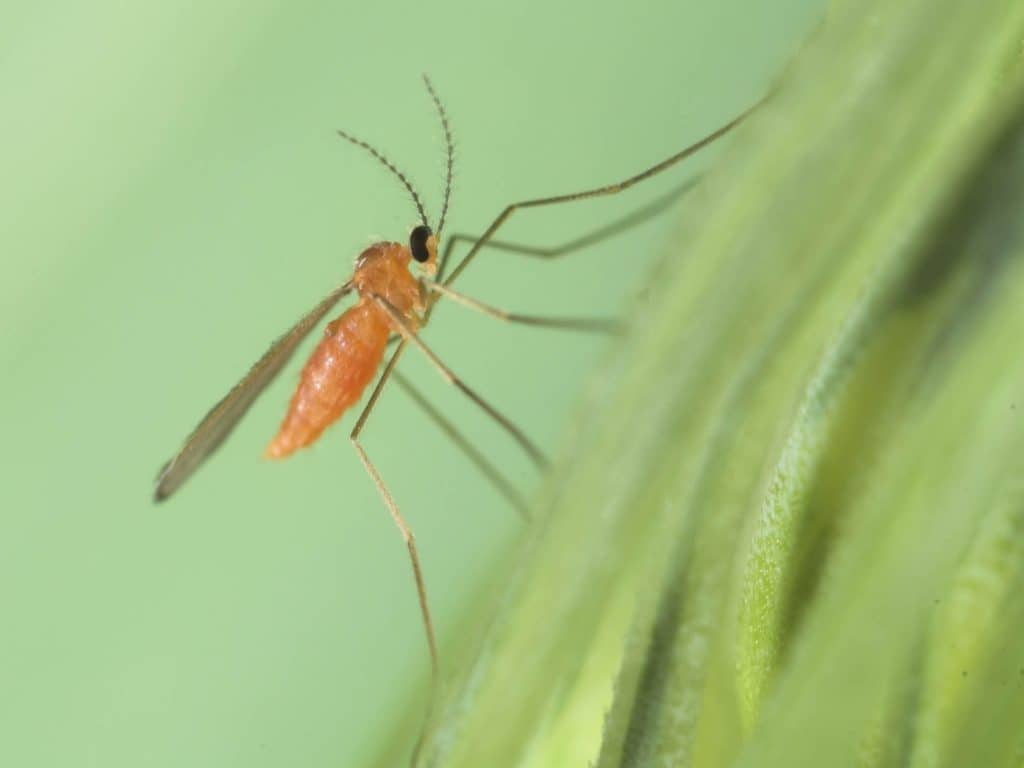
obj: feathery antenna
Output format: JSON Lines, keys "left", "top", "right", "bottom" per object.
{"left": 335, "top": 128, "right": 430, "bottom": 228}
{"left": 422, "top": 74, "right": 454, "bottom": 237}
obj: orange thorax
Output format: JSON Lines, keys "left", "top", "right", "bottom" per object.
{"left": 351, "top": 241, "right": 425, "bottom": 328}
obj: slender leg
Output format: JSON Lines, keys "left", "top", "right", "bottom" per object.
{"left": 349, "top": 340, "right": 439, "bottom": 676}
{"left": 420, "top": 277, "right": 622, "bottom": 334}
{"left": 392, "top": 369, "right": 531, "bottom": 520}
{"left": 440, "top": 103, "right": 757, "bottom": 290}
{"left": 434, "top": 177, "right": 700, "bottom": 281}
{"left": 373, "top": 295, "right": 549, "bottom": 470}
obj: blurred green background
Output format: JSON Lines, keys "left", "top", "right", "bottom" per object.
{"left": 0, "top": 1, "right": 822, "bottom": 765}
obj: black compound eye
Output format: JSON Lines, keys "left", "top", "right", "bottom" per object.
{"left": 409, "top": 225, "right": 431, "bottom": 262}
{"left": 410, "top": 224, "right": 432, "bottom": 263}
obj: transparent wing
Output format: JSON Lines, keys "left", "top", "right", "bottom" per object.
{"left": 154, "top": 282, "right": 353, "bottom": 502}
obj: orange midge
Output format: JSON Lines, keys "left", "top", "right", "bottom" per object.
{"left": 154, "top": 73, "right": 754, "bottom": 679}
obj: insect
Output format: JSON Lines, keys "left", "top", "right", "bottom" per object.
{"left": 154, "top": 75, "right": 753, "bottom": 674}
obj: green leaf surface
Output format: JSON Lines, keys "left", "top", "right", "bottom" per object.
{"left": 377, "top": 0, "right": 1024, "bottom": 764}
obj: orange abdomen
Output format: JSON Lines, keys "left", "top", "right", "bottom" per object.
{"left": 265, "top": 300, "right": 389, "bottom": 459}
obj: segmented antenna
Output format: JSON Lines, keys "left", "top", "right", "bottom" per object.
{"left": 335, "top": 128, "right": 430, "bottom": 228}
{"left": 422, "top": 74, "right": 454, "bottom": 237}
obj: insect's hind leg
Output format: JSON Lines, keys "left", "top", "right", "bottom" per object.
{"left": 372, "top": 295, "right": 549, "bottom": 471}
{"left": 392, "top": 369, "right": 531, "bottom": 520}
{"left": 350, "top": 340, "right": 439, "bottom": 675}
